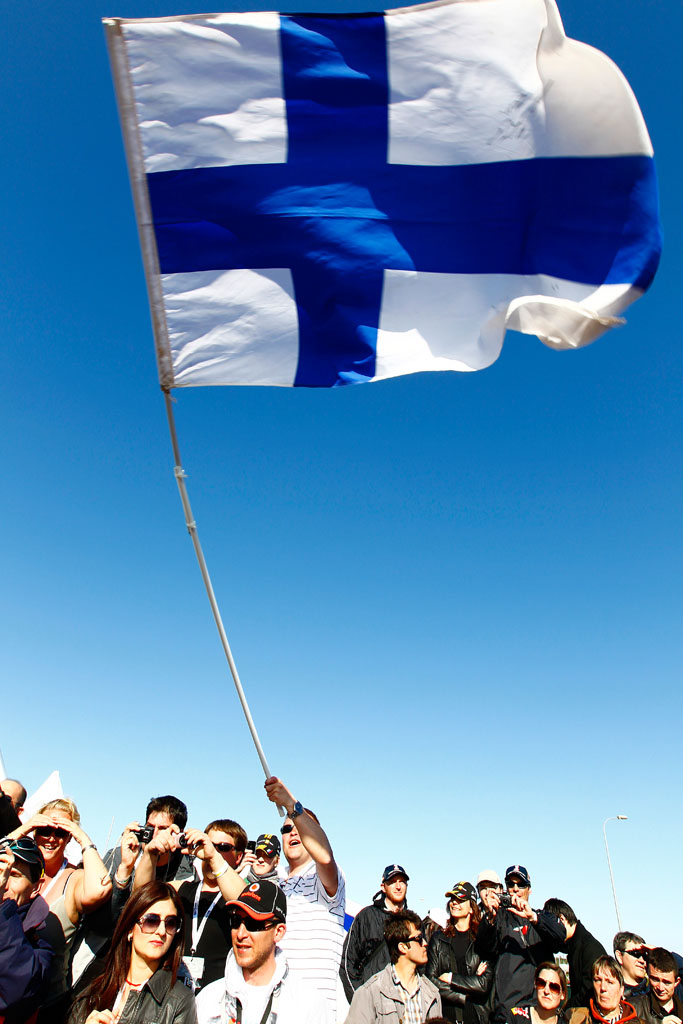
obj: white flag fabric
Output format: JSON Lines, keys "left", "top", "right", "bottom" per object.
{"left": 21, "top": 769, "right": 63, "bottom": 821}
{"left": 105, "top": 0, "right": 660, "bottom": 389}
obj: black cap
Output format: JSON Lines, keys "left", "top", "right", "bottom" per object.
{"left": 445, "top": 881, "right": 477, "bottom": 902}
{"left": 255, "top": 833, "right": 281, "bottom": 857}
{"left": 228, "top": 879, "right": 287, "bottom": 923}
{"left": 382, "top": 864, "right": 409, "bottom": 883}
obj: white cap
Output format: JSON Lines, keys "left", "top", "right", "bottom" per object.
{"left": 427, "top": 907, "right": 449, "bottom": 929}
{"left": 477, "top": 869, "right": 502, "bottom": 888}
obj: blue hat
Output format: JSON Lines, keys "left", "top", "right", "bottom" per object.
{"left": 383, "top": 864, "right": 409, "bottom": 883}
{"left": 505, "top": 864, "right": 531, "bottom": 886}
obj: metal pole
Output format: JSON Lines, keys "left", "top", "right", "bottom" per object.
{"left": 162, "top": 389, "right": 284, "bottom": 815}
{"left": 603, "top": 814, "right": 628, "bottom": 930}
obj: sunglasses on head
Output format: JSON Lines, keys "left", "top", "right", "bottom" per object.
{"left": 137, "top": 913, "right": 181, "bottom": 935}
{"left": 212, "top": 842, "right": 236, "bottom": 853}
{"left": 228, "top": 911, "right": 277, "bottom": 932}
{"left": 34, "top": 827, "right": 69, "bottom": 841}
{"left": 280, "top": 824, "right": 295, "bottom": 835}
{"left": 536, "top": 978, "right": 562, "bottom": 995}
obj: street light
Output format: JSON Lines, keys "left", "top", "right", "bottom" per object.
{"left": 603, "top": 815, "right": 628, "bottom": 930}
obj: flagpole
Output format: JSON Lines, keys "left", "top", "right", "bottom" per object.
{"left": 162, "top": 389, "right": 284, "bottom": 816}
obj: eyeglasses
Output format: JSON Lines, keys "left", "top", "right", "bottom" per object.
{"left": 404, "top": 933, "right": 427, "bottom": 946}
{"left": 536, "top": 979, "right": 563, "bottom": 995}
{"left": 137, "top": 913, "right": 182, "bottom": 935}
{"left": 212, "top": 842, "right": 236, "bottom": 853}
{"left": 507, "top": 881, "right": 529, "bottom": 891}
{"left": 228, "top": 912, "right": 277, "bottom": 932}
{"left": 34, "top": 827, "right": 69, "bottom": 841}
{"left": 280, "top": 824, "right": 295, "bottom": 835}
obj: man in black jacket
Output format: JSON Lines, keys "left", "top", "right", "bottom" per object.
{"left": 632, "top": 948, "right": 683, "bottom": 1024}
{"left": 475, "top": 864, "right": 565, "bottom": 1023}
{"left": 340, "top": 864, "right": 410, "bottom": 1002}
{"left": 543, "top": 898, "right": 606, "bottom": 1008}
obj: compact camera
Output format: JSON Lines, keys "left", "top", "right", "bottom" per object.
{"left": 498, "top": 892, "right": 514, "bottom": 909}
{"left": 132, "top": 826, "right": 155, "bottom": 845}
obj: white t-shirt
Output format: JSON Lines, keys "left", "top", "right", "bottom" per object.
{"left": 278, "top": 860, "right": 346, "bottom": 1017}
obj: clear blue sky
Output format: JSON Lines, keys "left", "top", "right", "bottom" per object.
{"left": 2, "top": 0, "right": 681, "bottom": 953}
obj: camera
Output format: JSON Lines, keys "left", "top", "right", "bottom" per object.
{"left": 498, "top": 892, "right": 513, "bottom": 909}
{"left": 132, "top": 826, "right": 154, "bottom": 845}
{"left": 176, "top": 832, "right": 188, "bottom": 849}
{"left": 246, "top": 840, "right": 256, "bottom": 853}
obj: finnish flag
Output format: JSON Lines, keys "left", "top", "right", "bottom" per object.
{"left": 105, "top": 0, "right": 660, "bottom": 389}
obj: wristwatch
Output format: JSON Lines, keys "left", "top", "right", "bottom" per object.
{"left": 290, "top": 800, "right": 304, "bottom": 820}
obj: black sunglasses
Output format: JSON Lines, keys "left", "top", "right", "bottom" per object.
{"left": 507, "top": 881, "right": 529, "bottom": 891}
{"left": 228, "top": 911, "right": 277, "bottom": 932}
{"left": 35, "top": 827, "right": 69, "bottom": 841}
{"left": 280, "top": 824, "right": 295, "bottom": 835}
{"left": 536, "top": 978, "right": 562, "bottom": 995}
{"left": 137, "top": 913, "right": 182, "bottom": 935}
{"left": 625, "top": 948, "right": 648, "bottom": 961}
{"left": 212, "top": 842, "right": 236, "bottom": 853}
{"left": 403, "top": 932, "right": 427, "bottom": 946}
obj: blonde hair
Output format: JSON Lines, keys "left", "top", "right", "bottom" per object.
{"left": 39, "top": 797, "right": 81, "bottom": 824}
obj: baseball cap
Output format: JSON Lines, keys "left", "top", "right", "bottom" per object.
{"left": 255, "top": 833, "right": 281, "bottom": 858}
{"left": 445, "top": 881, "right": 477, "bottom": 902}
{"left": 3, "top": 837, "right": 45, "bottom": 883}
{"left": 228, "top": 879, "right": 287, "bottom": 923}
{"left": 382, "top": 864, "right": 409, "bottom": 883}
{"left": 477, "top": 869, "right": 502, "bottom": 888}
{"left": 505, "top": 864, "right": 531, "bottom": 886}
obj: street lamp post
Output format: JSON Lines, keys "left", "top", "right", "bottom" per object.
{"left": 603, "top": 815, "right": 628, "bottom": 930}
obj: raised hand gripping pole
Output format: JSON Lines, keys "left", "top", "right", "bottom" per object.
{"left": 163, "top": 390, "right": 285, "bottom": 817}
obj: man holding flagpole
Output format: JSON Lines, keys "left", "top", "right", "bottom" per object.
{"left": 265, "top": 777, "right": 346, "bottom": 1018}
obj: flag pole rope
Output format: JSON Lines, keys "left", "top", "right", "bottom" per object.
{"left": 162, "top": 389, "right": 285, "bottom": 816}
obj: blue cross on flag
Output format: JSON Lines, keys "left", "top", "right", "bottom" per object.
{"left": 105, "top": 0, "right": 660, "bottom": 389}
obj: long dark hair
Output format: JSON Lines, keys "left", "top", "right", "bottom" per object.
{"left": 74, "top": 881, "right": 185, "bottom": 1018}
{"left": 445, "top": 898, "right": 481, "bottom": 938}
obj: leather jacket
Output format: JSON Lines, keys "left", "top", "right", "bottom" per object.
{"left": 69, "top": 970, "right": 197, "bottom": 1024}
{"left": 426, "top": 930, "right": 493, "bottom": 1024}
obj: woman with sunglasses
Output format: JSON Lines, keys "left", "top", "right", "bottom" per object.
{"left": 510, "top": 963, "right": 568, "bottom": 1024}
{"left": 10, "top": 799, "right": 81, "bottom": 904}
{"left": 426, "top": 882, "right": 493, "bottom": 1024}
{"left": 132, "top": 821, "right": 248, "bottom": 994}
{"left": 69, "top": 880, "right": 196, "bottom": 1024}
{"left": 9, "top": 797, "right": 112, "bottom": 1024}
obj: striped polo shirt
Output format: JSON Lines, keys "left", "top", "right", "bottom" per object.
{"left": 278, "top": 860, "right": 346, "bottom": 1016}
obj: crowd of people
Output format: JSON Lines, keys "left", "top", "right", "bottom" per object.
{"left": 1, "top": 777, "right": 680, "bottom": 1024}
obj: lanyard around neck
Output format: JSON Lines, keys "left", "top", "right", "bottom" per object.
{"left": 235, "top": 989, "right": 276, "bottom": 1024}
{"left": 191, "top": 882, "right": 223, "bottom": 954}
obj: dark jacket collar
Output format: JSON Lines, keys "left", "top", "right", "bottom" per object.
{"left": 146, "top": 969, "right": 174, "bottom": 1004}
{"left": 22, "top": 894, "right": 50, "bottom": 932}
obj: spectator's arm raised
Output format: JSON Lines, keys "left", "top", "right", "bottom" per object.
{"left": 265, "top": 776, "right": 339, "bottom": 897}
